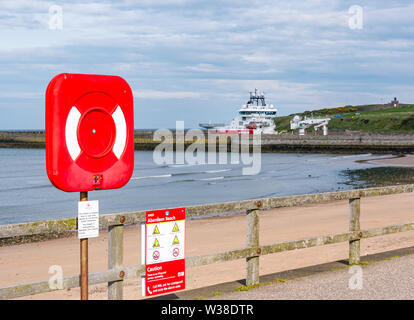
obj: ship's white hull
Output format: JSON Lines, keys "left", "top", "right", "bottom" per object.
{"left": 207, "top": 124, "right": 277, "bottom": 135}
{"left": 200, "top": 89, "right": 278, "bottom": 135}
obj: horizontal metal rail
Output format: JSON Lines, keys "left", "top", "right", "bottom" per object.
{"left": 1, "top": 184, "right": 414, "bottom": 299}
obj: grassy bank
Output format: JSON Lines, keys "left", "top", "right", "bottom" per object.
{"left": 275, "top": 104, "right": 414, "bottom": 133}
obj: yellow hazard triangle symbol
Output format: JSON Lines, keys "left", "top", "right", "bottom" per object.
{"left": 172, "top": 235, "right": 180, "bottom": 245}
{"left": 153, "top": 225, "right": 160, "bottom": 235}
{"left": 153, "top": 238, "right": 160, "bottom": 247}
{"left": 172, "top": 223, "right": 179, "bottom": 232}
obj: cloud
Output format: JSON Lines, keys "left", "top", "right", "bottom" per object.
{"left": 184, "top": 64, "right": 220, "bottom": 73}
{"left": 133, "top": 90, "right": 201, "bottom": 99}
{"left": 1, "top": 0, "right": 414, "bottom": 129}
{"left": 0, "top": 91, "right": 43, "bottom": 99}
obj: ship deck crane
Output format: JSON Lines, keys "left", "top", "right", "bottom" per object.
{"left": 290, "top": 115, "right": 331, "bottom": 136}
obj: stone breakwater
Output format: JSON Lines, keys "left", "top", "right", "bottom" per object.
{"left": 2, "top": 130, "right": 414, "bottom": 153}
{"left": 259, "top": 132, "right": 414, "bottom": 153}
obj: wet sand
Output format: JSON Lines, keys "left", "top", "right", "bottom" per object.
{"left": 1, "top": 192, "right": 414, "bottom": 300}
{"left": 369, "top": 154, "right": 414, "bottom": 167}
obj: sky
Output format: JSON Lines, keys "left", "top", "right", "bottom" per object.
{"left": 0, "top": 0, "right": 414, "bottom": 129}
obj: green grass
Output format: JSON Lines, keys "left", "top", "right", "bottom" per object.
{"left": 275, "top": 104, "right": 414, "bottom": 133}
{"left": 235, "top": 279, "right": 287, "bottom": 292}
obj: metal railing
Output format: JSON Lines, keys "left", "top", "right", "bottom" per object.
{"left": 1, "top": 184, "right": 414, "bottom": 299}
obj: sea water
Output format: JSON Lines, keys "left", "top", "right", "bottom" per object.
{"left": 0, "top": 148, "right": 383, "bottom": 225}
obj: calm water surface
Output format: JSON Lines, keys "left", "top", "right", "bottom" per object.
{"left": 0, "top": 149, "right": 383, "bottom": 225}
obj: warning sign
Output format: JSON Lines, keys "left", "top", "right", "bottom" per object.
{"left": 153, "top": 238, "right": 160, "bottom": 248}
{"left": 172, "top": 223, "right": 179, "bottom": 232}
{"left": 153, "top": 251, "right": 160, "bottom": 260}
{"left": 173, "top": 248, "right": 179, "bottom": 257}
{"left": 172, "top": 235, "right": 180, "bottom": 245}
{"left": 143, "top": 207, "right": 185, "bottom": 297}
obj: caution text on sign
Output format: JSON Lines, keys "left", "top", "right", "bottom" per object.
{"left": 144, "top": 208, "right": 185, "bottom": 297}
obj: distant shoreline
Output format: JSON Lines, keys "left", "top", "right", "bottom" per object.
{"left": 3, "top": 130, "right": 414, "bottom": 154}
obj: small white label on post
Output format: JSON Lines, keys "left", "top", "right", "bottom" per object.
{"left": 78, "top": 200, "right": 99, "bottom": 239}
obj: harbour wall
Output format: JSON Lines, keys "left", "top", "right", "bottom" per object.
{"left": 2, "top": 130, "right": 414, "bottom": 153}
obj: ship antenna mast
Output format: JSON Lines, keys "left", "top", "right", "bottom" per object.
{"left": 248, "top": 89, "right": 266, "bottom": 106}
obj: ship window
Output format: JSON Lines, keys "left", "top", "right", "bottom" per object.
{"left": 239, "top": 121, "right": 243, "bottom": 125}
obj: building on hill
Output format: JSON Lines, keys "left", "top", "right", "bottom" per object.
{"left": 390, "top": 97, "right": 399, "bottom": 108}
{"left": 357, "top": 98, "right": 408, "bottom": 112}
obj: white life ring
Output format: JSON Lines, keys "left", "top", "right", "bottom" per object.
{"left": 65, "top": 105, "right": 127, "bottom": 161}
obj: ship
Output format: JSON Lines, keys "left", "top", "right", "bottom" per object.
{"left": 199, "top": 89, "right": 278, "bottom": 134}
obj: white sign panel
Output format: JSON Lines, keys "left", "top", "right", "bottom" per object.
{"left": 78, "top": 200, "right": 99, "bottom": 239}
{"left": 142, "top": 208, "right": 185, "bottom": 297}
{"left": 146, "top": 219, "right": 185, "bottom": 265}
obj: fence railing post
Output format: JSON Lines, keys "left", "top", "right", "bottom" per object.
{"left": 349, "top": 198, "right": 361, "bottom": 265}
{"left": 246, "top": 209, "right": 260, "bottom": 286}
{"left": 108, "top": 224, "right": 124, "bottom": 300}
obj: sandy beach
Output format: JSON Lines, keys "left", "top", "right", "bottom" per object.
{"left": 1, "top": 189, "right": 414, "bottom": 300}
{"left": 369, "top": 154, "right": 414, "bottom": 167}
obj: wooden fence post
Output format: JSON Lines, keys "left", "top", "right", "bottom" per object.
{"left": 108, "top": 224, "right": 124, "bottom": 300}
{"left": 349, "top": 198, "right": 361, "bottom": 265}
{"left": 246, "top": 209, "right": 260, "bottom": 286}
